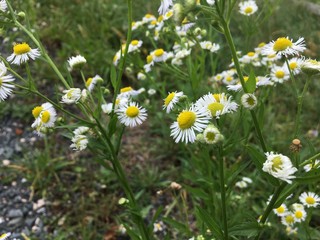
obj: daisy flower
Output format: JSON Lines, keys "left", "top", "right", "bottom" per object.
{"left": 31, "top": 103, "right": 57, "bottom": 134}
{"left": 239, "top": 0, "right": 258, "bottom": 16}
{"left": 281, "top": 213, "right": 295, "bottom": 227}
{"left": 299, "top": 192, "right": 320, "bottom": 208}
{"left": 262, "top": 152, "right": 297, "bottom": 183}
{"left": 7, "top": 43, "right": 40, "bottom": 65}
{"left": 292, "top": 205, "right": 307, "bottom": 223}
{"left": 144, "top": 54, "right": 154, "bottom": 72}
{"left": 61, "top": 88, "right": 81, "bottom": 104}
{"left": 170, "top": 105, "right": 210, "bottom": 144}
{"left": 303, "top": 159, "right": 320, "bottom": 172}
{"left": 301, "top": 59, "right": 320, "bottom": 75}
{"left": 0, "top": 61, "right": 15, "bottom": 101}
{"left": 153, "top": 221, "right": 165, "bottom": 233}
{"left": 195, "top": 93, "right": 238, "bottom": 119}
{"left": 270, "top": 65, "right": 290, "bottom": 83}
{"left": 128, "top": 40, "right": 143, "bottom": 53}
{"left": 131, "top": 21, "right": 143, "bottom": 31}
{"left": 206, "top": 0, "right": 215, "bottom": 5}
{"left": 151, "top": 48, "right": 168, "bottom": 62}
{"left": 285, "top": 226, "right": 298, "bottom": 236}
{"left": 86, "top": 74, "right": 102, "bottom": 92}
{"left": 113, "top": 51, "right": 121, "bottom": 66}
{"left": 116, "top": 102, "right": 147, "bottom": 128}
{"left": 68, "top": 54, "right": 86, "bottom": 71}
{"left": 199, "top": 41, "right": 220, "bottom": 52}
{"left": 142, "top": 14, "right": 157, "bottom": 24}
{"left": 261, "top": 37, "right": 306, "bottom": 57}
{"left": 0, "top": 232, "right": 11, "bottom": 240}
{"left": 203, "top": 124, "right": 224, "bottom": 144}
{"left": 241, "top": 93, "right": 257, "bottom": 110}
{"left": 0, "top": 0, "right": 7, "bottom": 12}
{"left": 273, "top": 204, "right": 288, "bottom": 217}
{"left": 239, "top": 51, "right": 261, "bottom": 66}
{"left": 118, "top": 86, "right": 140, "bottom": 99}
{"left": 163, "top": 91, "right": 184, "bottom": 113}
{"left": 286, "top": 57, "right": 303, "bottom": 75}
{"left": 235, "top": 177, "right": 252, "bottom": 188}
{"left": 70, "top": 134, "right": 88, "bottom": 151}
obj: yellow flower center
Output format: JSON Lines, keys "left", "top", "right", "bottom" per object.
{"left": 275, "top": 70, "right": 285, "bottom": 78}
{"left": 165, "top": 11, "right": 173, "bottom": 18}
{"left": 164, "top": 92, "right": 175, "bottom": 106}
{"left": 306, "top": 196, "right": 315, "bottom": 205}
{"left": 289, "top": 62, "right": 297, "bottom": 70}
{"left": 285, "top": 215, "right": 294, "bottom": 224}
{"left": 145, "top": 14, "right": 153, "bottom": 19}
{"left": 131, "top": 40, "right": 139, "bottom": 46}
{"left": 295, "top": 211, "right": 303, "bottom": 219}
{"left": 158, "top": 15, "right": 164, "bottom": 22}
{"left": 206, "top": 132, "right": 216, "bottom": 141}
{"left": 226, "top": 76, "right": 233, "bottom": 82}
{"left": 267, "top": 54, "right": 276, "bottom": 59}
{"left": 115, "top": 99, "right": 120, "bottom": 105}
{"left": 32, "top": 106, "right": 43, "bottom": 118}
{"left": 147, "top": 55, "right": 153, "bottom": 63}
{"left": 247, "top": 52, "right": 255, "bottom": 57}
{"left": 213, "top": 93, "right": 222, "bottom": 102}
{"left": 177, "top": 111, "right": 196, "bottom": 130}
{"left": 126, "top": 106, "right": 139, "bottom": 118}
{"left": 131, "top": 21, "right": 136, "bottom": 27}
{"left": 120, "top": 86, "right": 133, "bottom": 93}
{"left": 208, "top": 102, "right": 224, "bottom": 117}
{"left": 154, "top": 49, "right": 164, "bottom": 57}
{"left": 273, "top": 38, "right": 293, "bottom": 52}
{"left": 86, "top": 78, "right": 92, "bottom": 88}
{"left": 276, "top": 206, "right": 285, "bottom": 213}
{"left": 247, "top": 96, "right": 256, "bottom": 106}
{"left": 13, "top": 43, "right": 31, "bottom": 55}
{"left": 272, "top": 156, "right": 283, "bottom": 171}
{"left": 258, "top": 42, "right": 266, "bottom": 48}
{"left": 244, "top": 7, "right": 253, "bottom": 14}
{"left": 151, "top": 20, "right": 157, "bottom": 25}
{"left": 41, "top": 111, "right": 50, "bottom": 123}
{"left": 0, "top": 78, "right": 2, "bottom": 86}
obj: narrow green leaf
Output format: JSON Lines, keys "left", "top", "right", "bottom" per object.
{"left": 162, "top": 217, "right": 190, "bottom": 233}
{"left": 184, "top": 186, "right": 210, "bottom": 200}
{"left": 110, "top": 65, "right": 117, "bottom": 90}
{"left": 245, "top": 70, "right": 256, "bottom": 93}
{"left": 295, "top": 168, "right": 320, "bottom": 183}
{"left": 195, "top": 207, "right": 223, "bottom": 239}
{"left": 229, "top": 222, "right": 261, "bottom": 237}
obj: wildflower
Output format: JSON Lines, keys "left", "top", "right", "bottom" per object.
{"left": 61, "top": 88, "right": 81, "bottom": 104}
{"left": 31, "top": 103, "right": 57, "bottom": 135}
{"left": 270, "top": 65, "right": 289, "bottom": 83}
{"left": 116, "top": 102, "right": 147, "bottom": 128}
{"left": 262, "top": 152, "right": 297, "bottom": 183}
{"left": 137, "top": 72, "right": 146, "bottom": 81}
{"left": 70, "top": 134, "right": 88, "bottom": 151}
{"left": 148, "top": 89, "right": 156, "bottom": 96}
{"left": 299, "top": 192, "right": 320, "bottom": 208}
{"left": 286, "top": 226, "right": 298, "bottom": 236}
{"left": 163, "top": 91, "right": 184, "bottom": 113}
{"left": 281, "top": 213, "right": 295, "bottom": 227}
{"left": 195, "top": 93, "right": 238, "bottom": 119}
{"left": 7, "top": 43, "right": 40, "bottom": 65}
{"left": 67, "top": 55, "right": 86, "bottom": 71}
{"left": 170, "top": 181, "right": 182, "bottom": 190}
{"left": 286, "top": 57, "right": 303, "bottom": 75}
{"left": 118, "top": 86, "right": 140, "bottom": 98}
{"left": 239, "top": 51, "right": 260, "bottom": 66}
{"left": 118, "top": 197, "right": 129, "bottom": 205}
{"left": 142, "top": 13, "right": 156, "bottom": 24}
{"left": 0, "top": 232, "right": 11, "bottom": 240}
{"left": 301, "top": 59, "right": 320, "bottom": 75}
{"left": 151, "top": 48, "right": 168, "bottom": 62}
{"left": 239, "top": 0, "right": 258, "bottom": 16}
{"left": 206, "top": 0, "right": 215, "bottom": 5}
{"left": 261, "top": 37, "right": 306, "bottom": 57}
{"left": 128, "top": 40, "right": 143, "bottom": 53}
{"left": 113, "top": 51, "right": 121, "bottom": 66}
{"left": 292, "top": 205, "right": 307, "bottom": 223}
{"left": 170, "top": 105, "right": 210, "bottom": 144}
{"left": 199, "top": 41, "right": 220, "bottom": 52}
{"left": 159, "top": 0, "right": 173, "bottom": 15}
{"left": 144, "top": 54, "right": 154, "bottom": 72}
{"left": 273, "top": 204, "right": 288, "bottom": 217}
{"left": 153, "top": 221, "right": 165, "bottom": 233}
{"left": 0, "top": 0, "right": 7, "bottom": 12}
{"left": 173, "top": 3, "right": 184, "bottom": 25}
{"left": 303, "top": 159, "right": 320, "bottom": 172}
{"left": 241, "top": 93, "right": 257, "bottom": 110}
{"left": 0, "top": 61, "right": 15, "bottom": 101}
{"left": 86, "top": 75, "right": 102, "bottom": 92}
{"left": 235, "top": 176, "right": 253, "bottom": 188}
{"left": 203, "top": 124, "right": 224, "bottom": 144}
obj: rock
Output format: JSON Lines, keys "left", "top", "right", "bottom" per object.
{"left": 7, "top": 209, "right": 24, "bottom": 218}
{"left": 7, "top": 217, "right": 23, "bottom": 227}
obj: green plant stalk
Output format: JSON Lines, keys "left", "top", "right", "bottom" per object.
{"left": 220, "top": 18, "right": 268, "bottom": 152}
{"left": 254, "top": 182, "right": 286, "bottom": 240}
{"left": 293, "top": 75, "right": 311, "bottom": 138}
{"left": 94, "top": 117, "right": 151, "bottom": 240}
{"left": 111, "top": 0, "right": 133, "bottom": 113}
{"left": 218, "top": 145, "right": 228, "bottom": 240}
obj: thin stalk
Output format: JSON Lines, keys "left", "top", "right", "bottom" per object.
{"left": 218, "top": 145, "right": 228, "bottom": 240}
{"left": 254, "top": 183, "right": 286, "bottom": 240}
{"left": 221, "top": 18, "right": 268, "bottom": 152}
{"left": 293, "top": 76, "right": 311, "bottom": 138}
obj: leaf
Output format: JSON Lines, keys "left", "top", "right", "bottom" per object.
{"left": 246, "top": 145, "right": 280, "bottom": 186}
{"left": 184, "top": 185, "right": 210, "bottom": 200}
{"left": 245, "top": 70, "right": 256, "bottom": 93}
{"left": 162, "top": 217, "right": 190, "bottom": 233}
{"left": 195, "top": 207, "right": 223, "bottom": 239}
{"left": 229, "top": 222, "right": 261, "bottom": 237}
{"left": 295, "top": 168, "right": 320, "bottom": 183}
{"left": 151, "top": 206, "right": 164, "bottom": 224}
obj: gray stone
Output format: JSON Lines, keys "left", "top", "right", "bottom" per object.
{"left": 7, "top": 217, "right": 23, "bottom": 227}
{"left": 7, "top": 209, "right": 24, "bottom": 218}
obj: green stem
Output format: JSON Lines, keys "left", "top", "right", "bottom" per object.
{"left": 254, "top": 183, "right": 286, "bottom": 240}
{"left": 218, "top": 145, "right": 228, "bottom": 240}
{"left": 293, "top": 76, "right": 311, "bottom": 138}
{"left": 221, "top": 18, "right": 268, "bottom": 152}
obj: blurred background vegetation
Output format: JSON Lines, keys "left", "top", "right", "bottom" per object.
{"left": 1, "top": 0, "right": 320, "bottom": 239}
